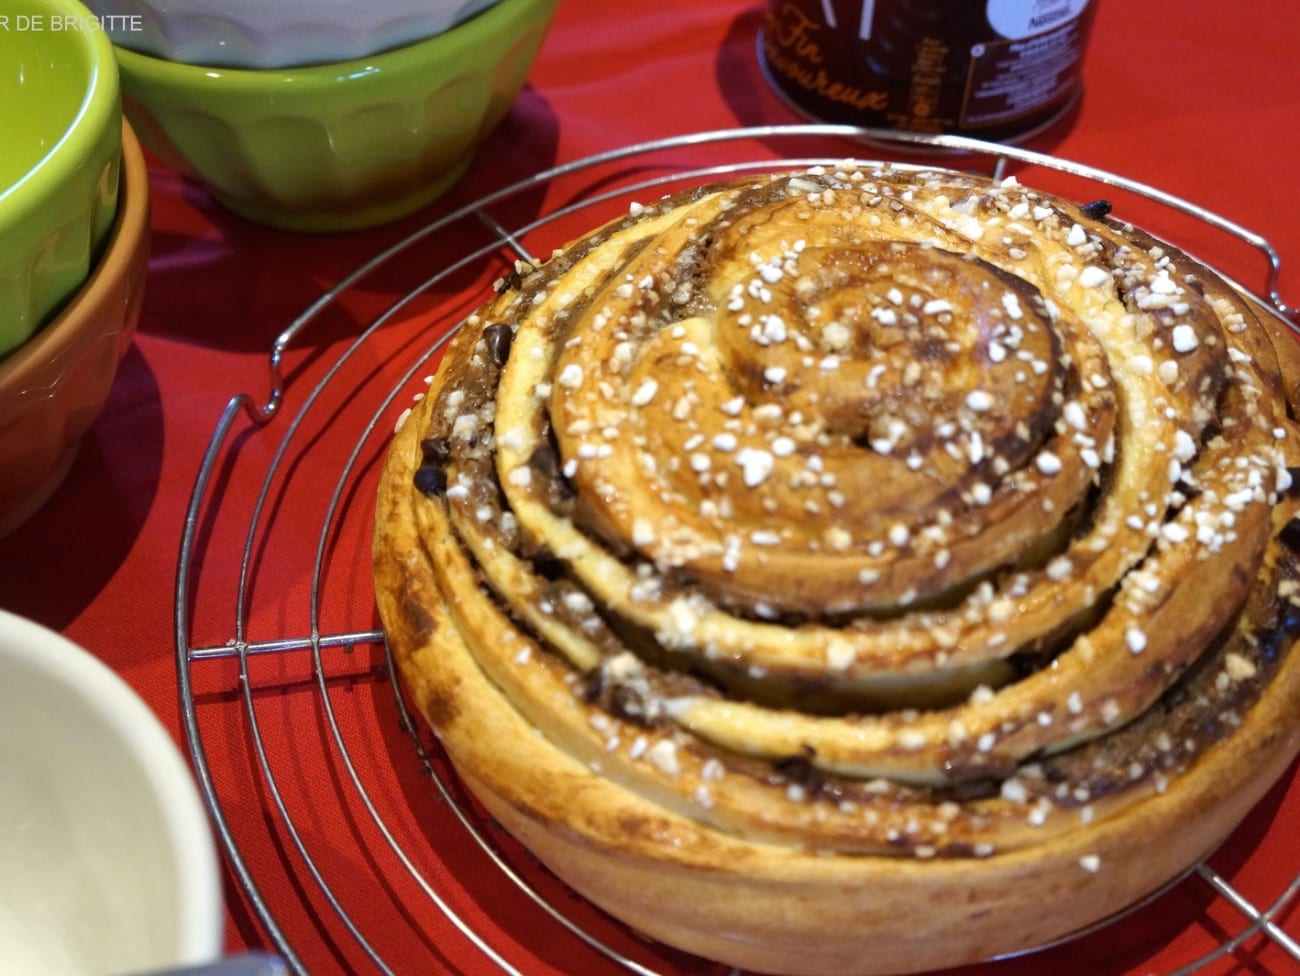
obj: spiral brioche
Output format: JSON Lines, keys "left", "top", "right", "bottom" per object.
{"left": 373, "top": 163, "right": 1300, "bottom": 975}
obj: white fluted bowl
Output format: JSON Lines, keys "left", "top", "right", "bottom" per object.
{"left": 88, "top": 0, "right": 501, "bottom": 68}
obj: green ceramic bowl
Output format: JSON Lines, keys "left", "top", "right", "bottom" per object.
{"left": 114, "top": 0, "right": 557, "bottom": 232}
{"left": 0, "top": 0, "right": 122, "bottom": 357}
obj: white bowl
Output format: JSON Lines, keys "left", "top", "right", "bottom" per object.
{"left": 89, "top": 0, "right": 501, "bottom": 68}
{"left": 0, "top": 609, "right": 224, "bottom": 975}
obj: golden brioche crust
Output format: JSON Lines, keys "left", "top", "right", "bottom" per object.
{"left": 373, "top": 162, "right": 1300, "bottom": 975}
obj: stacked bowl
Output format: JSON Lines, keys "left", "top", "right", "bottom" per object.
{"left": 0, "top": 0, "right": 150, "bottom": 537}
{"left": 1, "top": 9, "right": 219, "bottom": 970}
{"left": 91, "top": 0, "right": 559, "bottom": 231}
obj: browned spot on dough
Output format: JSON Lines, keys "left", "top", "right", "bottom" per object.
{"left": 422, "top": 681, "right": 461, "bottom": 728}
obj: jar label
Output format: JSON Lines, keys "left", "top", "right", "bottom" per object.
{"left": 760, "top": 0, "right": 1097, "bottom": 141}
{"left": 961, "top": 10, "right": 1092, "bottom": 128}
{"left": 985, "top": 0, "right": 1091, "bottom": 40}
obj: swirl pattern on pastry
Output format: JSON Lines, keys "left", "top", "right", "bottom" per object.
{"left": 374, "top": 163, "right": 1300, "bottom": 974}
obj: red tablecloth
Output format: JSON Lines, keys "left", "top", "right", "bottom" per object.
{"left": 3, "top": 1, "right": 1299, "bottom": 974}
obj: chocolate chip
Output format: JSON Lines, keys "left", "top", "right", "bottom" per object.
{"left": 582, "top": 669, "right": 605, "bottom": 701}
{"left": 1263, "top": 604, "right": 1300, "bottom": 663}
{"left": 529, "top": 440, "right": 561, "bottom": 481}
{"left": 420, "top": 436, "right": 451, "bottom": 466}
{"left": 943, "top": 755, "right": 1018, "bottom": 783}
{"left": 947, "top": 777, "right": 1001, "bottom": 801}
{"left": 530, "top": 551, "right": 567, "bottom": 580}
{"left": 413, "top": 464, "right": 447, "bottom": 497}
{"left": 1080, "top": 200, "right": 1112, "bottom": 220}
{"left": 483, "top": 322, "right": 513, "bottom": 365}
{"left": 1160, "top": 683, "right": 1189, "bottom": 711}
{"left": 773, "top": 748, "right": 823, "bottom": 794}
{"left": 495, "top": 268, "right": 523, "bottom": 294}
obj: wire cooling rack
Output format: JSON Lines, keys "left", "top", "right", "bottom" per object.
{"left": 175, "top": 125, "right": 1300, "bottom": 976}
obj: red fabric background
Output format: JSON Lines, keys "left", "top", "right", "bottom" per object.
{"left": 2, "top": 1, "right": 1298, "bottom": 973}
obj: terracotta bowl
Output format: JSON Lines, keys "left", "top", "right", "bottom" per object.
{"left": 0, "top": 121, "right": 149, "bottom": 539}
